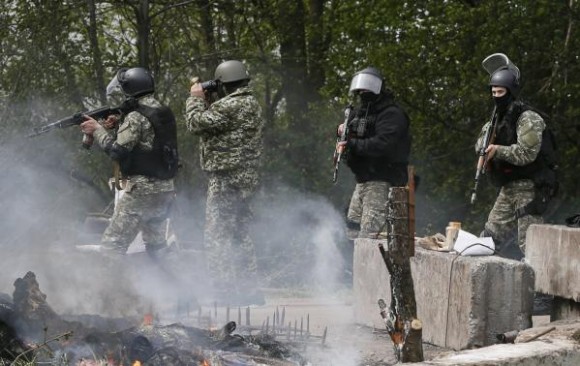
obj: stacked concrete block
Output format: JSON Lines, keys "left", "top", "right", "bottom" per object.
{"left": 526, "top": 224, "right": 580, "bottom": 301}
{"left": 526, "top": 224, "right": 580, "bottom": 320}
{"left": 353, "top": 239, "right": 534, "bottom": 350}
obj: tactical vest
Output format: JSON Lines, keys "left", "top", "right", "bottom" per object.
{"left": 489, "top": 102, "right": 557, "bottom": 189}
{"left": 121, "top": 104, "right": 179, "bottom": 179}
{"left": 345, "top": 97, "right": 411, "bottom": 185}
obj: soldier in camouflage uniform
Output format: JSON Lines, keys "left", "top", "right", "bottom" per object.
{"left": 476, "top": 66, "right": 546, "bottom": 255}
{"left": 79, "top": 67, "right": 179, "bottom": 256}
{"left": 337, "top": 67, "right": 411, "bottom": 239}
{"left": 185, "top": 60, "right": 264, "bottom": 304}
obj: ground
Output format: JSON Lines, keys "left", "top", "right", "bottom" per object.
{"left": 170, "top": 289, "right": 451, "bottom": 366}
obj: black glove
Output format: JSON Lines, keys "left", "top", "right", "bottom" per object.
{"left": 565, "top": 213, "right": 580, "bottom": 228}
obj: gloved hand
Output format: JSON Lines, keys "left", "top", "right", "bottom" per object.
{"left": 565, "top": 213, "right": 580, "bottom": 228}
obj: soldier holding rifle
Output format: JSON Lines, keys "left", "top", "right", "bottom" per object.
{"left": 77, "top": 67, "right": 179, "bottom": 257}
{"left": 335, "top": 67, "right": 411, "bottom": 239}
{"left": 474, "top": 53, "right": 556, "bottom": 255}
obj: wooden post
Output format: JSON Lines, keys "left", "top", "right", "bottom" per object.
{"left": 407, "top": 166, "right": 416, "bottom": 257}
{"left": 378, "top": 185, "right": 423, "bottom": 363}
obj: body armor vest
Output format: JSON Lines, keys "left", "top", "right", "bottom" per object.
{"left": 489, "top": 102, "right": 556, "bottom": 188}
{"left": 121, "top": 104, "right": 179, "bottom": 179}
{"left": 345, "top": 97, "right": 411, "bottom": 186}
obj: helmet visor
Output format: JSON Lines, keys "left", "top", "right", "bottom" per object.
{"left": 349, "top": 73, "right": 382, "bottom": 94}
{"left": 106, "top": 76, "right": 122, "bottom": 97}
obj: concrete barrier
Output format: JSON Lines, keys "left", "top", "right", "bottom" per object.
{"left": 526, "top": 224, "right": 580, "bottom": 301}
{"left": 353, "top": 239, "right": 534, "bottom": 350}
{"left": 407, "top": 322, "right": 580, "bottom": 365}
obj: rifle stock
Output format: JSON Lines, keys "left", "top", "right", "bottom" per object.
{"left": 332, "top": 104, "right": 353, "bottom": 183}
{"left": 470, "top": 106, "right": 498, "bottom": 204}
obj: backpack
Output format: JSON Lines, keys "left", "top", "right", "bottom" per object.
{"left": 515, "top": 114, "right": 559, "bottom": 218}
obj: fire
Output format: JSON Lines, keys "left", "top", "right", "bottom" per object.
{"left": 200, "top": 360, "right": 211, "bottom": 366}
{"left": 142, "top": 313, "right": 154, "bottom": 326}
{"left": 132, "top": 361, "right": 142, "bottom": 366}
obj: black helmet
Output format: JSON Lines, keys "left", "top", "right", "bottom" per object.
{"left": 349, "top": 67, "right": 383, "bottom": 95}
{"left": 489, "top": 67, "right": 520, "bottom": 97}
{"left": 107, "top": 67, "right": 154, "bottom": 98}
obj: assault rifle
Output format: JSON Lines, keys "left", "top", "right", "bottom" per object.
{"left": 28, "top": 99, "right": 137, "bottom": 148}
{"left": 332, "top": 104, "right": 353, "bottom": 183}
{"left": 470, "top": 106, "right": 498, "bottom": 204}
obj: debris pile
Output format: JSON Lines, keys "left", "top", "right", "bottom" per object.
{"left": 0, "top": 271, "right": 311, "bottom": 365}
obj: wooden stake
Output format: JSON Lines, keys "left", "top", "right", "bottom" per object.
{"left": 377, "top": 186, "right": 424, "bottom": 363}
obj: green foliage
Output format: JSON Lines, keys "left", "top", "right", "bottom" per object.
{"left": 1, "top": 0, "right": 579, "bottom": 238}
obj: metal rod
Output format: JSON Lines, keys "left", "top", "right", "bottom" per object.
{"left": 281, "top": 307, "right": 286, "bottom": 326}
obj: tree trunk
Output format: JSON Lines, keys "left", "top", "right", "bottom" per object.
{"left": 306, "top": 0, "right": 325, "bottom": 101}
{"left": 135, "top": 0, "right": 151, "bottom": 69}
{"left": 378, "top": 186, "right": 423, "bottom": 363}
{"left": 197, "top": 0, "right": 219, "bottom": 73}
{"left": 276, "top": 1, "right": 308, "bottom": 121}
{"left": 86, "top": 0, "right": 107, "bottom": 103}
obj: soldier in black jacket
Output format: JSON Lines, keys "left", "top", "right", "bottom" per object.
{"left": 338, "top": 67, "right": 411, "bottom": 239}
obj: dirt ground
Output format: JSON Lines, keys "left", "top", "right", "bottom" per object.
{"left": 174, "top": 289, "right": 450, "bottom": 366}
{"left": 173, "top": 289, "right": 552, "bottom": 366}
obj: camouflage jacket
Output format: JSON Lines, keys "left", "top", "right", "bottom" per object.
{"left": 476, "top": 108, "right": 545, "bottom": 167}
{"left": 185, "top": 86, "right": 264, "bottom": 172}
{"left": 93, "top": 95, "right": 175, "bottom": 194}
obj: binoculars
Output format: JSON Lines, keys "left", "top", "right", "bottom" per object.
{"left": 201, "top": 79, "right": 220, "bottom": 92}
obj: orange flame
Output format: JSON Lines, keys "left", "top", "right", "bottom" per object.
{"left": 200, "top": 360, "right": 210, "bottom": 366}
{"left": 142, "top": 313, "right": 154, "bottom": 326}
{"left": 132, "top": 361, "right": 142, "bottom": 366}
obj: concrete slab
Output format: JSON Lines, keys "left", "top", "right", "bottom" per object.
{"left": 407, "top": 321, "right": 580, "bottom": 365}
{"left": 527, "top": 224, "right": 580, "bottom": 301}
{"left": 353, "top": 239, "right": 534, "bottom": 350}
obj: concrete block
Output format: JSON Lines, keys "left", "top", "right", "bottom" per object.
{"left": 353, "top": 239, "right": 534, "bottom": 350}
{"left": 526, "top": 224, "right": 580, "bottom": 301}
{"left": 407, "top": 322, "right": 580, "bottom": 365}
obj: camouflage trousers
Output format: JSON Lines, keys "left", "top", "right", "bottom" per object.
{"left": 101, "top": 188, "right": 175, "bottom": 255}
{"left": 484, "top": 179, "right": 543, "bottom": 254}
{"left": 204, "top": 168, "right": 259, "bottom": 291}
{"left": 347, "top": 181, "right": 391, "bottom": 239}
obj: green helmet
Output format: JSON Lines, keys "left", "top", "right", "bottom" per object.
{"left": 214, "top": 60, "right": 250, "bottom": 84}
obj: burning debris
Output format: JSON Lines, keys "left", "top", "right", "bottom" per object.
{"left": 0, "top": 272, "right": 316, "bottom": 365}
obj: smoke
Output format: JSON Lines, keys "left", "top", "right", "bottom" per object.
{"left": 252, "top": 185, "right": 350, "bottom": 293}
{"left": 0, "top": 127, "right": 352, "bottom": 317}
{"left": 0, "top": 112, "right": 367, "bottom": 365}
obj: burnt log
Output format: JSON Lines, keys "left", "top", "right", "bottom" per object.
{"left": 378, "top": 186, "right": 424, "bottom": 362}
{"left": 2, "top": 272, "right": 308, "bottom": 365}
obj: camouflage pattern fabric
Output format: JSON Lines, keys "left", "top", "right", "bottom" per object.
{"left": 347, "top": 181, "right": 391, "bottom": 239}
{"left": 184, "top": 86, "right": 264, "bottom": 172}
{"left": 475, "top": 110, "right": 545, "bottom": 166}
{"left": 484, "top": 180, "right": 543, "bottom": 253}
{"left": 204, "top": 168, "right": 260, "bottom": 290}
{"left": 101, "top": 190, "right": 175, "bottom": 254}
{"left": 184, "top": 86, "right": 264, "bottom": 292}
{"left": 93, "top": 95, "right": 175, "bottom": 254}
{"left": 94, "top": 95, "right": 175, "bottom": 194}
{"left": 477, "top": 108, "right": 545, "bottom": 254}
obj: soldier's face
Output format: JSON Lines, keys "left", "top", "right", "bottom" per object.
{"left": 491, "top": 86, "right": 507, "bottom": 98}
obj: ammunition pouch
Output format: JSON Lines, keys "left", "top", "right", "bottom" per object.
{"left": 565, "top": 213, "right": 580, "bottom": 228}
{"left": 515, "top": 169, "right": 558, "bottom": 219}
{"left": 108, "top": 143, "right": 130, "bottom": 162}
